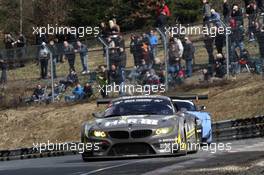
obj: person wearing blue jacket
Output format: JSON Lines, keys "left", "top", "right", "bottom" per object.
{"left": 149, "top": 30, "right": 158, "bottom": 58}
{"left": 65, "top": 83, "right": 84, "bottom": 102}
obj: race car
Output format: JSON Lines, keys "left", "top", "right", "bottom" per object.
{"left": 80, "top": 95, "right": 205, "bottom": 161}
{"left": 171, "top": 96, "right": 212, "bottom": 143}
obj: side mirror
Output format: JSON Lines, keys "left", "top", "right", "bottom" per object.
{"left": 92, "top": 112, "right": 103, "bottom": 118}
{"left": 200, "top": 106, "right": 206, "bottom": 111}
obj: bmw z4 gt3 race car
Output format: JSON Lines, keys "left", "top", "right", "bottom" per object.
{"left": 81, "top": 95, "right": 212, "bottom": 161}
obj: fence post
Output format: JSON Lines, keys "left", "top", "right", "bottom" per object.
{"left": 44, "top": 45, "right": 54, "bottom": 103}
{"left": 98, "top": 37, "right": 109, "bottom": 70}
{"left": 156, "top": 28, "right": 169, "bottom": 92}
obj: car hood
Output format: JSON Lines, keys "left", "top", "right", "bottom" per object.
{"left": 92, "top": 115, "right": 177, "bottom": 130}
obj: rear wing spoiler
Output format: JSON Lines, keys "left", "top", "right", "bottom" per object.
{"left": 170, "top": 95, "right": 208, "bottom": 101}
{"left": 96, "top": 98, "right": 113, "bottom": 106}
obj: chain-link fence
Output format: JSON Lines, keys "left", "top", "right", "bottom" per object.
{"left": 0, "top": 19, "right": 264, "bottom": 107}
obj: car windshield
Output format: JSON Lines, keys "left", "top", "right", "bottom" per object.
{"left": 103, "top": 98, "right": 174, "bottom": 117}
{"left": 174, "top": 101, "right": 196, "bottom": 111}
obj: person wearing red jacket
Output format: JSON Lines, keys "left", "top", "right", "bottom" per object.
{"left": 157, "top": 1, "right": 171, "bottom": 17}
{"left": 156, "top": 1, "right": 171, "bottom": 28}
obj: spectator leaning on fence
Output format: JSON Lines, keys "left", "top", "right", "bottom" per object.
{"left": 38, "top": 42, "right": 50, "bottom": 79}
{"left": 183, "top": 37, "right": 195, "bottom": 78}
{"left": 168, "top": 37, "right": 181, "bottom": 75}
{"left": 63, "top": 41, "right": 76, "bottom": 72}
{"left": 75, "top": 40, "right": 89, "bottom": 74}
{"left": 16, "top": 32, "right": 27, "bottom": 67}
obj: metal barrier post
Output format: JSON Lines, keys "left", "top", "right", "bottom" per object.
{"left": 156, "top": 28, "right": 169, "bottom": 92}
{"left": 44, "top": 45, "right": 54, "bottom": 103}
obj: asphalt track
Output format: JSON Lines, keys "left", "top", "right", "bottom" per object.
{"left": 0, "top": 138, "right": 263, "bottom": 175}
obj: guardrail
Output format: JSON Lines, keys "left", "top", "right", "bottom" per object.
{"left": 212, "top": 115, "right": 264, "bottom": 141}
{"left": 0, "top": 115, "right": 263, "bottom": 161}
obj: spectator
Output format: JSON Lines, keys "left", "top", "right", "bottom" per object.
{"left": 4, "top": 33, "right": 16, "bottom": 62}
{"left": 83, "top": 83, "right": 93, "bottom": 99}
{"left": 100, "top": 22, "right": 109, "bottom": 39}
{"left": 182, "top": 37, "right": 195, "bottom": 78}
{"left": 215, "top": 31, "right": 225, "bottom": 54}
{"left": 223, "top": 0, "right": 230, "bottom": 23}
{"left": 231, "top": 4, "right": 243, "bottom": 26}
{"left": 55, "top": 32, "right": 65, "bottom": 63}
{"left": 109, "top": 48, "right": 120, "bottom": 67}
{"left": 66, "top": 27, "right": 77, "bottom": 44}
{"left": 49, "top": 40, "right": 58, "bottom": 78}
{"left": 141, "top": 41, "right": 151, "bottom": 65}
{"left": 230, "top": 4, "right": 245, "bottom": 67}
{"left": 0, "top": 59, "right": 7, "bottom": 86}
{"left": 65, "top": 83, "right": 84, "bottom": 102}
{"left": 38, "top": 42, "right": 49, "bottom": 79}
{"left": 156, "top": 1, "right": 171, "bottom": 28}
{"left": 202, "top": 0, "right": 211, "bottom": 28}
{"left": 64, "top": 41, "right": 76, "bottom": 72}
{"left": 130, "top": 34, "right": 141, "bottom": 66}
{"left": 204, "top": 34, "right": 215, "bottom": 76}
{"left": 109, "top": 20, "right": 120, "bottom": 35}
{"left": 116, "top": 36, "right": 127, "bottom": 68}
{"left": 76, "top": 40, "right": 89, "bottom": 74}
{"left": 112, "top": 18, "right": 121, "bottom": 33}
{"left": 202, "top": 68, "right": 210, "bottom": 82}
{"left": 255, "top": 23, "right": 264, "bottom": 59}
{"left": 31, "top": 84, "right": 45, "bottom": 101}
{"left": 168, "top": 38, "right": 181, "bottom": 75}
{"left": 246, "top": 1, "right": 258, "bottom": 41}
{"left": 96, "top": 65, "right": 108, "bottom": 98}
{"left": 59, "top": 70, "right": 79, "bottom": 90}
{"left": 173, "top": 37, "right": 184, "bottom": 58}
{"left": 210, "top": 9, "right": 222, "bottom": 27}
{"left": 16, "top": 32, "right": 26, "bottom": 67}
{"left": 128, "top": 59, "right": 151, "bottom": 83}
{"left": 108, "top": 64, "right": 124, "bottom": 95}
{"left": 256, "top": 0, "right": 264, "bottom": 13}
{"left": 214, "top": 53, "right": 226, "bottom": 78}
{"left": 152, "top": 57, "right": 165, "bottom": 83}
{"left": 149, "top": 30, "right": 158, "bottom": 58}
{"left": 143, "top": 69, "right": 160, "bottom": 86}
{"left": 36, "top": 33, "right": 48, "bottom": 60}
{"left": 204, "top": 35, "right": 214, "bottom": 65}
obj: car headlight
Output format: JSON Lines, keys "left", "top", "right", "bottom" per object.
{"left": 91, "top": 130, "right": 107, "bottom": 138}
{"left": 155, "top": 127, "right": 173, "bottom": 135}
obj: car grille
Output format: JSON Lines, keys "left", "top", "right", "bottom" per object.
{"left": 131, "top": 130, "right": 152, "bottom": 139}
{"left": 108, "top": 143, "right": 155, "bottom": 156}
{"left": 108, "top": 131, "right": 129, "bottom": 139}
